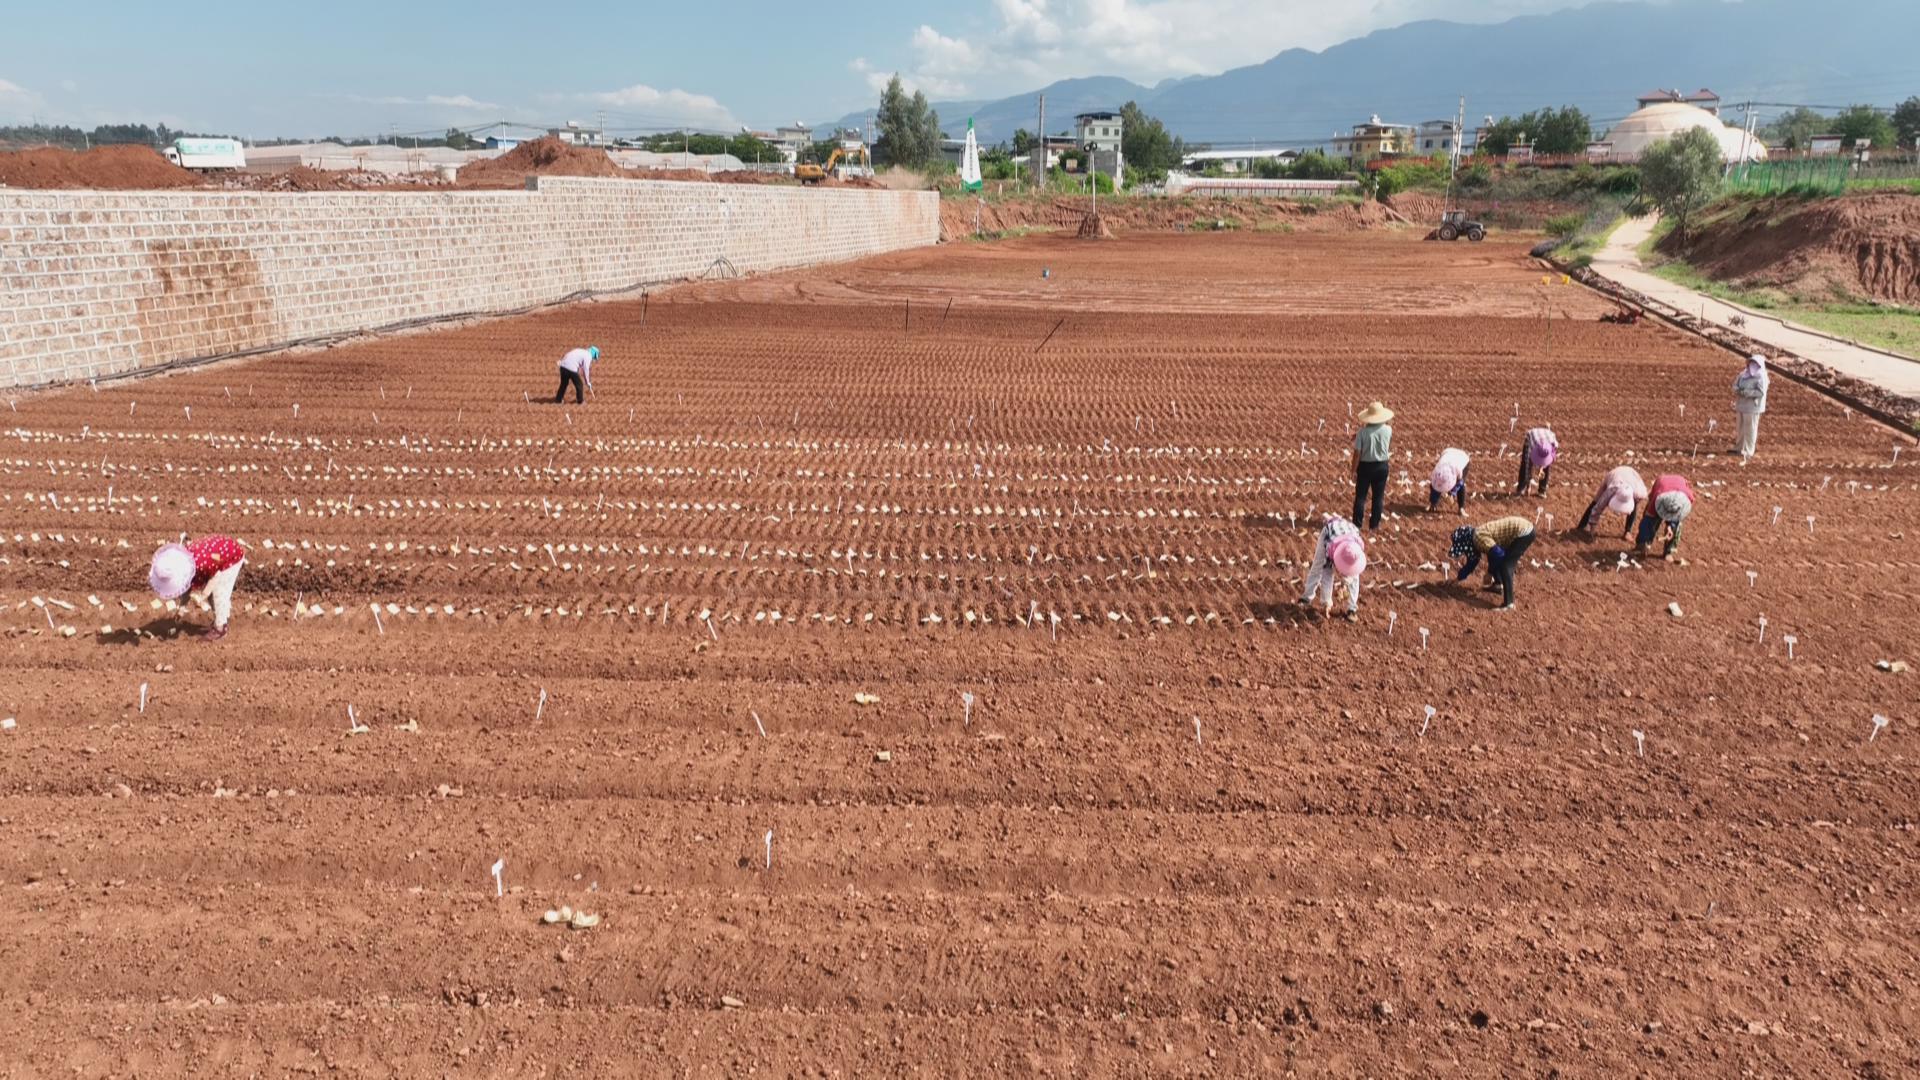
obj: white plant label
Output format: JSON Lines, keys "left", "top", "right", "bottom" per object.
{"left": 764, "top": 829, "right": 774, "bottom": 870}
{"left": 1421, "top": 705, "right": 1435, "bottom": 738}
{"left": 1784, "top": 635, "right": 1797, "bottom": 660}
{"left": 139, "top": 682, "right": 148, "bottom": 714}
{"left": 961, "top": 692, "right": 975, "bottom": 727}
{"left": 490, "top": 858, "right": 505, "bottom": 897}
{"left": 370, "top": 605, "right": 385, "bottom": 634}
{"left": 1632, "top": 729, "right": 1645, "bottom": 757}
{"left": 1870, "top": 715, "right": 1890, "bottom": 742}
{"left": 752, "top": 711, "right": 767, "bottom": 738}
{"left": 1387, "top": 611, "right": 1398, "bottom": 636}
{"left": 1806, "top": 515, "right": 1816, "bottom": 535}
{"left": 536, "top": 688, "right": 548, "bottom": 723}
{"left": 1746, "top": 571, "right": 1757, "bottom": 588}
{"left": 1193, "top": 717, "right": 1202, "bottom": 745}
{"left": 1419, "top": 627, "right": 1430, "bottom": 650}
{"left": 1770, "top": 506, "right": 1782, "bottom": 526}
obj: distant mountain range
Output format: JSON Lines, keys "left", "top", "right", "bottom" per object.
{"left": 822, "top": 0, "right": 1919, "bottom": 148}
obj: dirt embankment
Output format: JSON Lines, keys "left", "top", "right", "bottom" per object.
{"left": 1660, "top": 192, "right": 1920, "bottom": 306}
{"left": 0, "top": 144, "right": 200, "bottom": 189}
{"left": 941, "top": 191, "right": 1583, "bottom": 242}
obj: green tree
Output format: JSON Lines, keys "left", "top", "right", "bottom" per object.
{"left": 911, "top": 89, "right": 942, "bottom": 167}
{"left": 875, "top": 75, "right": 942, "bottom": 168}
{"left": 1894, "top": 96, "right": 1920, "bottom": 148}
{"left": 1285, "top": 150, "right": 1347, "bottom": 181}
{"left": 1833, "top": 104, "right": 1895, "bottom": 150}
{"left": 1117, "top": 101, "right": 1184, "bottom": 178}
{"left": 1640, "top": 127, "right": 1725, "bottom": 245}
{"left": 1479, "top": 106, "right": 1592, "bottom": 156}
{"left": 1761, "top": 106, "right": 1827, "bottom": 150}
{"left": 443, "top": 128, "right": 474, "bottom": 150}
{"left": 1010, "top": 128, "right": 1036, "bottom": 156}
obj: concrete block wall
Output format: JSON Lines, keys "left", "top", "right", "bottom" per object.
{"left": 0, "top": 177, "right": 940, "bottom": 388}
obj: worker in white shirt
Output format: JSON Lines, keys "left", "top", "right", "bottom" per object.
{"left": 554, "top": 346, "right": 600, "bottom": 404}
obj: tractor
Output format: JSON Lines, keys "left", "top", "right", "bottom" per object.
{"left": 1433, "top": 208, "right": 1486, "bottom": 242}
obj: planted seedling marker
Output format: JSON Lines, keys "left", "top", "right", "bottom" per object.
{"left": 704, "top": 615, "right": 717, "bottom": 640}
{"left": 1806, "top": 515, "right": 1816, "bottom": 535}
{"left": 1421, "top": 705, "right": 1435, "bottom": 737}
{"left": 1757, "top": 615, "right": 1768, "bottom": 644}
{"left": 764, "top": 829, "right": 774, "bottom": 870}
{"left": 752, "top": 711, "right": 767, "bottom": 738}
{"left": 292, "top": 404, "right": 299, "bottom": 418}
{"left": 1193, "top": 716, "right": 1203, "bottom": 745}
{"left": 1419, "top": 627, "right": 1430, "bottom": 650}
{"left": 1387, "top": 610, "right": 1398, "bottom": 636}
{"left": 536, "top": 688, "right": 548, "bottom": 722}
{"left": 1707, "top": 419, "right": 1717, "bottom": 434}
{"left": 961, "top": 692, "right": 975, "bottom": 727}
{"left": 490, "top": 858, "right": 505, "bottom": 898}
{"left": 1048, "top": 611, "right": 1059, "bottom": 642}
{"left": 371, "top": 605, "right": 385, "bottom": 634}
{"left": 1746, "top": 570, "right": 1757, "bottom": 588}
{"left": 1895, "top": 447, "right": 1903, "bottom": 466}
{"left": 1784, "top": 635, "right": 1798, "bottom": 660}
{"left": 139, "top": 682, "right": 149, "bottom": 714}
{"left": 1632, "top": 729, "right": 1645, "bottom": 757}
{"left": 1870, "top": 715, "right": 1890, "bottom": 742}
{"left": 1770, "top": 506, "right": 1782, "bottom": 526}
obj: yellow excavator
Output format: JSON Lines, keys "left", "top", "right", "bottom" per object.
{"left": 795, "top": 145, "right": 869, "bottom": 184}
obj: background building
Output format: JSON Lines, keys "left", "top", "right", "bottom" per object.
{"left": 1076, "top": 111, "right": 1123, "bottom": 154}
{"left": 1605, "top": 100, "right": 1767, "bottom": 163}
{"left": 1332, "top": 115, "right": 1413, "bottom": 160}
{"left": 1180, "top": 147, "right": 1300, "bottom": 174}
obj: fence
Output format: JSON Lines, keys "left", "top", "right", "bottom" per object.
{"left": 1725, "top": 155, "right": 1920, "bottom": 196}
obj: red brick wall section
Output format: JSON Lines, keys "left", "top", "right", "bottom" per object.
{"left": 0, "top": 178, "right": 941, "bottom": 388}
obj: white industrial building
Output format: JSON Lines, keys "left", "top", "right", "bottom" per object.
{"left": 1180, "top": 148, "right": 1300, "bottom": 174}
{"left": 1603, "top": 101, "right": 1768, "bottom": 163}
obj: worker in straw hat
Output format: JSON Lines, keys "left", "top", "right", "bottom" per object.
{"left": 1634, "top": 474, "right": 1696, "bottom": 560}
{"left": 553, "top": 345, "right": 600, "bottom": 405}
{"left": 1351, "top": 401, "right": 1394, "bottom": 531}
{"left": 1298, "top": 514, "right": 1367, "bottom": 621}
{"left": 1576, "top": 464, "right": 1649, "bottom": 536}
{"left": 1449, "top": 515, "right": 1536, "bottom": 611}
{"left": 1514, "top": 425, "right": 1558, "bottom": 496}
{"left": 1732, "top": 354, "right": 1769, "bottom": 460}
{"left": 1426, "top": 447, "right": 1472, "bottom": 516}
{"left": 148, "top": 534, "right": 248, "bottom": 640}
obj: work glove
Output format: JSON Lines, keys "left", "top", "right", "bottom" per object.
{"left": 1490, "top": 545, "right": 1507, "bottom": 560}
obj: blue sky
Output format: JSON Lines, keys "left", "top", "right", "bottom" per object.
{"left": 1, "top": 0, "right": 1595, "bottom": 137}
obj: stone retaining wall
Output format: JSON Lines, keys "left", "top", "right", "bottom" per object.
{"left": 0, "top": 178, "right": 939, "bottom": 388}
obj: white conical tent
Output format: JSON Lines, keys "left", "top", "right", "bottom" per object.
{"left": 961, "top": 118, "right": 982, "bottom": 192}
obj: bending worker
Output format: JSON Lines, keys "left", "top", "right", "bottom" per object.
{"left": 149, "top": 534, "right": 248, "bottom": 641}
{"left": 1733, "top": 354, "right": 1769, "bottom": 460}
{"left": 1351, "top": 401, "right": 1394, "bottom": 531}
{"left": 554, "top": 345, "right": 600, "bottom": 405}
{"left": 1299, "top": 514, "right": 1367, "bottom": 621}
{"left": 1514, "top": 426, "right": 1558, "bottom": 496}
{"left": 1427, "top": 447, "right": 1471, "bottom": 515}
{"left": 1577, "top": 464, "right": 1648, "bottom": 536}
{"left": 1450, "top": 515, "right": 1536, "bottom": 612}
{"left": 1634, "top": 473, "right": 1696, "bottom": 559}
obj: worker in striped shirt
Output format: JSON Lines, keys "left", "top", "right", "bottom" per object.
{"left": 1634, "top": 474, "right": 1697, "bottom": 559}
{"left": 1449, "top": 515, "right": 1537, "bottom": 611}
{"left": 1576, "top": 465, "right": 1649, "bottom": 536}
{"left": 1298, "top": 515, "right": 1367, "bottom": 621}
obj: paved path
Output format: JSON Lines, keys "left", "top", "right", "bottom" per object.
{"left": 1593, "top": 214, "right": 1920, "bottom": 399}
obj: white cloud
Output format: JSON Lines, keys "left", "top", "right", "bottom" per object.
{"left": 567, "top": 83, "right": 741, "bottom": 131}
{"left": 342, "top": 92, "right": 501, "bottom": 111}
{"left": 868, "top": 0, "right": 1588, "bottom": 100}
{"left": 0, "top": 77, "right": 45, "bottom": 121}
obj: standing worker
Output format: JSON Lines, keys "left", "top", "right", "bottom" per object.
{"left": 1298, "top": 515, "right": 1368, "bottom": 621}
{"left": 1733, "top": 354, "right": 1769, "bottom": 460}
{"left": 1351, "top": 401, "right": 1394, "bottom": 531}
{"left": 553, "top": 345, "right": 600, "bottom": 405}
{"left": 1449, "top": 516, "right": 1536, "bottom": 612}
{"left": 1515, "top": 426, "right": 1559, "bottom": 496}
{"left": 1427, "top": 447, "right": 1472, "bottom": 515}
{"left": 1577, "top": 465, "right": 1648, "bottom": 536}
{"left": 148, "top": 534, "right": 248, "bottom": 641}
{"left": 1634, "top": 474, "right": 1696, "bottom": 559}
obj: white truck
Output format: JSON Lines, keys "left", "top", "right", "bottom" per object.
{"left": 163, "top": 137, "right": 246, "bottom": 171}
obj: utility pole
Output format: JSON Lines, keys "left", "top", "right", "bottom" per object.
{"left": 1037, "top": 93, "right": 1046, "bottom": 186}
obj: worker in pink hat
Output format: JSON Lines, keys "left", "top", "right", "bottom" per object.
{"left": 149, "top": 534, "right": 248, "bottom": 640}
{"left": 1298, "top": 515, "right": 1366, "bottom": 621}
{"left": 1514, "top": 426, "right": 1558, "bottom": 496}
{"left": 1576, "top": 465, "right": 1648, "bottom": 535}
{"left": 1426, "top": 447, "right": 1471, "bottom": 516}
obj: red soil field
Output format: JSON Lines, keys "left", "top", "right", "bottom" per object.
{"left": 1, "top": 231, "right": 1916, "bottom": 1075}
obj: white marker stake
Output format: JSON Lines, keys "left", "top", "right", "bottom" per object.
{"left": 1387, "top": 610, "right": 1398, "bottom": 636}
{"left": 1707, "top": 419, "right": 1716, "bottom": 434}
{"left": 1870, "top": 715, "right": 1890, "bottom": 742}
{"left": 1746, "top": 570, "right": 1757, "bottom": 588}
{"left": 1632, "top": 729, "right": 1645, "bottom": 757}
{"left": 1757, "top": 616, "right": 1768, "bottom": 644}
{"left": 1049, "top": 612, "right": 1059, "bottom": 642}
{"left": 764, "top": 829, "right": 774, "bottom": 871}
{"left": 1421, "top": 705, "right": 1435, "bottom": 737}
{"left": 1678, "top": 404, "right": 1685, "bottom": 418}
{"left": 536, "top": 688, "right": 548, "bottom": 722}
{"left": 1509, "top": 416, "right": 1518, "bottom": 433}
{"left": 1895, "top": 447, "right": 1904, "bottom": 466}
{"left": 1784, "top": 635, "right": 1797, "bottom": 661}
{"left": 292, "top": 404, "right": 299, "bottom": 418}
{"left": 704, "top": 616, "right": 718, "bottom": 640}
{"left": 961, "top": 692, "right": 975, "bottom": 727}
{"left": 490, "top": 858, "right": 505, "bottom": 897}
{"left": 139, "top": 682, "right": 149, "bottom": 714}
{"left": 1193, "top": 717, "right": 1202, "bottom": 745}
{"left": 371, "top": 605, "right": 385, "bottom": 634}
{"left": 1771, "top": 506, "right": 1782, "bottom": 526}
{"left": 1498, "top": 442, "right": 1508, "bottom": 459}
{"left": 44, "top": 608, "right": 56, "bottom": 633}
{"left": 183, "top": 406, "right": 191, "bottom": 421}
{"left": 1806, "top": 515, "right": 1816, "bottom": 535}
{"left": 1544, "top": 513, "right": 1554, "bottom": 531}
{"left": 752, "top": 711, "right": 767, "bottom": 738}
{"left": 1419, "top": 627, "right": 1430, "bottom": 651}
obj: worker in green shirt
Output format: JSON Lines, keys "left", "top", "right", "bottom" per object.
{"left": 1351, "top": 401, "right": 1394, "bottom": 530}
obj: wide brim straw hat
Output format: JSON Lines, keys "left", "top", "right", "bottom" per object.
{"left": 149, "top": 543, "right": 195, "bottom": 599}
{"left": 1356, "top": 401, "right": 1394, "bottom": 424}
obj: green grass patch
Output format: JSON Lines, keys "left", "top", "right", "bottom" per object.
{"left": 1646, "top": 256, "right": 1920, "bottom": 357}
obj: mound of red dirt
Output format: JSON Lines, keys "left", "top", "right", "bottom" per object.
{"left": 1662, "top": 192, "right": 1920, "bottom": 305}
{"left": 456, "top": 136, "right": 625, "bottom": 186}
{"left": 1076, "top": 212, "right": 1114, "bottom": 239}
{"left": 0, "top": 144, "right": 200, "bottom": 190}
